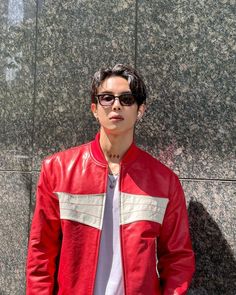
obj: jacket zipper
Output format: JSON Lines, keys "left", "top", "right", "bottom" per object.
{"left": 155, "top": 238, "right": 160, "bottom": 278}
{"left": 119, "top": 165, "right": 127, "bottom": 295}
{"left": 90, "top": 166, "right": 108, "bottom": 295}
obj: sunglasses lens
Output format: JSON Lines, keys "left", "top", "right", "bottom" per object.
{"left": 99, "top": 94, "right": 114, "bottom": 106}
{"left": 120, "top": 94, "right": 136, "bottom": 106}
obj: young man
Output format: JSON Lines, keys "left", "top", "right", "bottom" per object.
{"left": 26, "top": 64, "right": 195, "bottom": 295}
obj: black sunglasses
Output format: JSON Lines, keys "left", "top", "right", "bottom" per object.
{"left": 96, "top": 93, "right": 136, "bottom": 106}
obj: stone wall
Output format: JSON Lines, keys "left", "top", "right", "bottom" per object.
{"left": 0, "top": 0, "right": 235, "bottom": 294}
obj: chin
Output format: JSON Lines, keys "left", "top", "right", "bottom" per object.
{"left": 104, "top": 127, "right": 135, "bottom": 137}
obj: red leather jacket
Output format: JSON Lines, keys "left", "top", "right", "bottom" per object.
{"left": 26, "top": 133, "right": 195, "bottom": 295}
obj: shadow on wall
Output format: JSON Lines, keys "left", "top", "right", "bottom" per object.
{"left": 187, "top": 200, "right": 236, "bottom": 295}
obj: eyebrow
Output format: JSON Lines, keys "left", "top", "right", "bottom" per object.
{"left": 97, "top": 91, "right": 132, "bottom": 95}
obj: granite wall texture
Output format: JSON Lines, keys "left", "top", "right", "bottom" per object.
{"left": 0, "top": 0, "right": 235, "bottom": 294}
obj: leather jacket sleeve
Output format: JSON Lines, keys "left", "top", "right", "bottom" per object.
{"left": 26, "top": 160, "right": 61, "bottom": 295}
{"left": 157, "top": 175, "right": 195, "bottom": 295}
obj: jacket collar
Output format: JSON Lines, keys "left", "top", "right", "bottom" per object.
{"left": 90, "top": 133, "right": 140, "bottom": 166}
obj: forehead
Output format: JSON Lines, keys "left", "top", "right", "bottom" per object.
{"left": 98, "top": 76, "right": 130, "bottom": 93}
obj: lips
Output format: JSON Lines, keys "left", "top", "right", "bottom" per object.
{"left": 109, "top": 115, "right": 124, "bottom": 120}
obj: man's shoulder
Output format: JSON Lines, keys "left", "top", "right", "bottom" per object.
{"left": 136, "top": 146, "right": 178, "bottom": 178}
{"left": 43, "top": 141, "right": 92, "bottom": 167}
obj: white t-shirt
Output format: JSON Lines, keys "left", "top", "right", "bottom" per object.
{"left": 94, "top": 174, "right": 124, "bottom": 295}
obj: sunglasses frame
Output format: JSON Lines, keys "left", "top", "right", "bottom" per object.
{"left": 96, "top": 93, "right": 136, "bottom": 106}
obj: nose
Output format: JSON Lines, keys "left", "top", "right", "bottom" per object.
{"left": 112, "top": 97, "right": 122, "bottom": 110}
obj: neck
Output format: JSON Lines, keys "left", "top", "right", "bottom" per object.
{"left": 99, "top": 128, "right": 134, "bottom": 164}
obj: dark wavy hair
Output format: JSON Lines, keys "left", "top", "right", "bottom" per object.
{"left": 91, "top": 64, "right": 147, "bottom": 106}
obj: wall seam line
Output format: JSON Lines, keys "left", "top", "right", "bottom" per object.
{"left": 134, "top": 0, "right": 138, "bottom": 68}
{"left": 27, "top": 0, "right": 39, "bottom": 235}
{"left": 0, "top": 169, "right": 235, "bottom": 183}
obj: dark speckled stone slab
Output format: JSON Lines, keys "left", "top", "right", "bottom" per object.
{"left": 0, "top": 0, "right": 36, "bottom": 171}
{"left": 182, "top": 180, "right": 236, "bottom": 295}
{"left": 136, "top": 0, "right": 235, "bottom": 179}
{"left": 0, "top": 172, "right": 31, "bottom": 295}
{"left": 32, "top": 0, "right": 136, "bottom": 169}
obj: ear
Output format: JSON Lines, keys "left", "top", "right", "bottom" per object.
{"left": 137, "top": 104, "right": 146, "bottom": 120}
{"left": 91, "top": 103, "right": 98, "bottom": 119}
